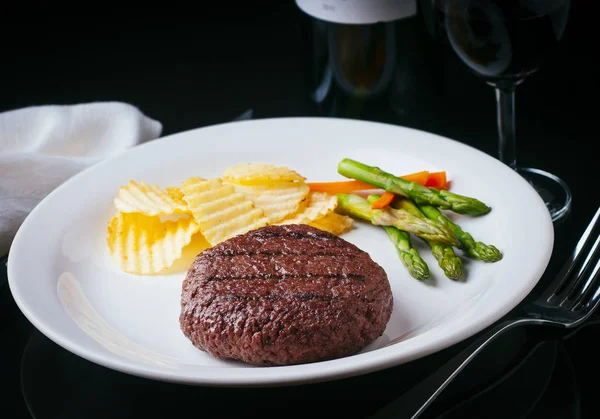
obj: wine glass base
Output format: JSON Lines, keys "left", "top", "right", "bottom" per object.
{"left": 516, "top": 167, "right": 572, "bottom": 223}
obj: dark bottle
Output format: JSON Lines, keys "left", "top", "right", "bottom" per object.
{"left": 298, "top": 0, "right": 439, "bottom": 125}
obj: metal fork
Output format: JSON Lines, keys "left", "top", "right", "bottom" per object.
{"left": 370, "top": 205, "right": 600, "bottom": 419}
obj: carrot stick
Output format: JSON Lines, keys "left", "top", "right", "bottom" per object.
{"left": 306, "top": 180, "right": 376, "bottom": 194}
{"left": 307, "top": 170, "right": 436, "bottom": 194}
{"left": 398, "top": 170, "right": 430, "bottom": 185}
{"left": 370, "top": 191, "right": 395, "bottom": 209}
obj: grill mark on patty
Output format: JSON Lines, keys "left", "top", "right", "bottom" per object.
{"left": 206, "top": 250, "right": 358, "bottom": 258}
{"left": 203, "top": 240, "right": 357, "bottom": 256}
{"left": 204, "top": 273, "right": 367, "bottom": 282}
{"left": 224, "top": 293, "right": 348, "bottom": 301}
{"left": 250, "top": 229, "right": 337, "bottom": 241}
{"left": 193, "top": 252, "right": 371, "bottom": 282}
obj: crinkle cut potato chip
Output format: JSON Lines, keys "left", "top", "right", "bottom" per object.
{"left": 309, "top": 212, "right": 354, "bottom": 236}
{"left": 114, "top": 180, "right": 189, "bottom": 216}
{"left": 181, "top": 177, "right": 269, "bottom": 246}
{"left": 230, "top": 181, "right": 310, "bottom": 224}
{"left": 107, "top": 212, "right": 201, "bottom": 275}
{"left": 221, "top": 163, "right": 306, "bottom": 185}
{"left": 165, "top": 187, "right": 187, "bottom": 206}
{"left": 182, "top": 177, "right": 206, "bottom": 188}
{"left": 278, "top": 191, "right": 338, "bottom": 225}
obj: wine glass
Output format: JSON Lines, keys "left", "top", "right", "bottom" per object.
{"left": 433, "top": 0, "right": 572, "bottom": 222}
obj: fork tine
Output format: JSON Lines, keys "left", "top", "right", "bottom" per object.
{"left": 570, "top": 253, "right": 600, "bottom": 311}
{"left": 545, "top": 206, "right": 600, "bottom": 305}
{"left": 560, "top": 235, "right": 600, "bottom": 308}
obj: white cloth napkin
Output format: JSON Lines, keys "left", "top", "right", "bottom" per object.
{"left": 0, "top": 102, "right": 163, "bottom": 256}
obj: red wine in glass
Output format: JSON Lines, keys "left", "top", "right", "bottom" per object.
{"left": 434, "top": 0, "right": 572, "bottom": 222}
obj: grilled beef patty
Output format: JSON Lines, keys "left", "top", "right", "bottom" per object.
{"left": 179, "top": 224, "right": 393, "bottom": 366}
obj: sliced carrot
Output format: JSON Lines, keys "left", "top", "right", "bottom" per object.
{"left": 425, "top": 171, "right": 448, "bottom": 189}
{"left": 307, "top": 180, "right": 378, "bottom": 194}
{"left": 399, "top": 170, "right": 430, "bottom": 185}
{"left": 307, "top": 170, "right": 435, "bottom": 194}
{"left": 371, "top": 191, "right": 395, "bottom": 209}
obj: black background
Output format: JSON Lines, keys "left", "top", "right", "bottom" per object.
{"left": 1, "top": 1, "right": 599, "bottom": 418}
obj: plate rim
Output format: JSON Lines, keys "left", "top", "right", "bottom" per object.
{"left": 7, "top": 116, "right": 554, "bottom": 387}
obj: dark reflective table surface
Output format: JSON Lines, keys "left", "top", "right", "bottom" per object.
{"left": 2, "top": 2, "right": 598, "bottom": 418}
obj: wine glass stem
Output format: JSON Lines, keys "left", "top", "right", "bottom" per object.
{"left": 495, "top": 87, "right": 517, "bottom": 170}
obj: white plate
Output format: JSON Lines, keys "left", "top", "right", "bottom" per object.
{"left": 8, "top": 117, "right": 553, "bottom": 387}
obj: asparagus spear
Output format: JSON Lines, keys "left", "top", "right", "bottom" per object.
{"left": 418, "top": 204, "right": 503, "bottom": 262}
{"left": 365, "top": 195, "right": 429, "bottom": 280}
{"left": 383, "top": 225, "right": 430, "bottom": 280}
{"left": 337, "top": 158, "right": 491, "bottom": 216}
{"left": 336, "top": 193, "right": 459, "bottom": 246}
{"left": 393, "top": 197, "right": 463, "bottom": 280}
